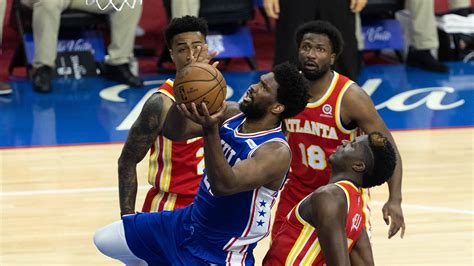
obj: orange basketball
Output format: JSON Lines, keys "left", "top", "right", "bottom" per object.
{"left": 173, "top": 63, "right": 227, "bottom": 114}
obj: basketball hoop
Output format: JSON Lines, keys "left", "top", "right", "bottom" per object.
{"left": 85, "top": 0, "right": 143, "bottom": 11}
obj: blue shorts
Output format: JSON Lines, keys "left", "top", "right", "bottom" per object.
{"left": 122, "top": 206, "right": 208, "bottom": 266}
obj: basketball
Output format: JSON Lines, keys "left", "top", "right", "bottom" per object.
{"left": 173, "top": 62, "right": 227, "bottom": 114}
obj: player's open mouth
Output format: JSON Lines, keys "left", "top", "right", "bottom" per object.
{"left": 243, "top": 91, "right": 252, "bottom": 102}
{"left": 304, "top": 62, "right": 318, "bottom": 70}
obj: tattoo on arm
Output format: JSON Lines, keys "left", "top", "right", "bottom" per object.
{"left": 118, "top": 94, "right": 164, "bottom": 215}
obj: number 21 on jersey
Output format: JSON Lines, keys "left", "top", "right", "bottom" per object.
{"left": 298, "top": 143, "right": 327, "bottom": 170}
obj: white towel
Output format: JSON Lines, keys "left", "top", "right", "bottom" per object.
{"left": 436, "top": 14, "right": 474, "bottom": 34}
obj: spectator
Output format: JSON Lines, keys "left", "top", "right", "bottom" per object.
{"left": 264, "top": 0, "right": 367, "bottom": 81}
{"left": 0, "top": 0, "right": 12, "bottom": 95}
{"left": 20, "top": 0, "right": 143, "bottom": 93}
{"left": 171, "top": 0, "right": 199, "bottom": 18}
{"left": 406, "top": 0, "right": 471, "bottom": 72}
{"left": 0, "top": 0, "right": 5, "bottom": 46}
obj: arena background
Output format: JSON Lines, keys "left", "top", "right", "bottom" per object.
{"left": 1, "top": 0, "right": 473, "bottom": 265}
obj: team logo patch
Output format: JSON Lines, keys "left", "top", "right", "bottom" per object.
{"left": 351, "top": 213, "right": 362, "bottom": 232}
{"left": 322, "top": 104, "right": 332, "bottom": 115}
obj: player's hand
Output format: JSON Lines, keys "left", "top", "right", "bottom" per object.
{"left": 350, "top": 0, "right": 367, "bottom": 13}
{"left": 192, "top": 45, "right": 219, "bottom": 67}
{"left": 177, "top": 102, "right": 227, "bottom": 130}
{"left": 264, "top": 0, "right": 280, "bottom": 19}
{"left": 382, "top": 199, "right": 405, "bottom": 239}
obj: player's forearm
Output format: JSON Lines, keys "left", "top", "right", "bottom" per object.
{"left": 202, "top": 126, "right": 236, "bottom": 196}
{"left": 118, "top": 160, "right": 138, "bottom": 216}
{"left": 117, "top": 138, "right": 151, "bottom": 215}
{"left": 387, "top": 154, "right": 403, "bottom": 201}
{"left": 387, "top": 137, "right": 403, "bottom": 201}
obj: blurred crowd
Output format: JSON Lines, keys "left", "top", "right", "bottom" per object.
{"left": 0, "top": 0, "right": 472, "bottom": 95}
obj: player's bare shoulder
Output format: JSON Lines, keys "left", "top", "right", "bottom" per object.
{"left": 311, "top": 184, "right": 347, "bottom": 216}
{"left": 340, "top": 83, "right": 377, "bottom": 123}
{"left": 138, "top": 92, "right": 173, "bottom": 130}
{"left": 313, "top": 184, "right": 347, "bottom": 204}
{"left": 143, "top": 92, "right": 164, "bottom": 114}
{"left": 342, "top": 83, "right": 372, "bottom": 107}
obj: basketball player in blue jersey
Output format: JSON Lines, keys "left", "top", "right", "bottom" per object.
{"left": 93, "top": 62, "right": 309, "bottom": 265}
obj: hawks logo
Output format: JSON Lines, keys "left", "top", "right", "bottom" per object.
{"left": 351, "top": 213, "right": 362, "bottom": 232}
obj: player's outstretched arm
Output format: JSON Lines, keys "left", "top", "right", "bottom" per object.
{"left": 310, "top": 186, "right": 351, "bottom": 266}
{"left": 118, "top": 93, "right": 171, "bottom": 216}
{"left": 350, "top": 227, "right": 374, "bottom": 266}
{"left": 342, "top": 84, "right": 405, "bottom": 239}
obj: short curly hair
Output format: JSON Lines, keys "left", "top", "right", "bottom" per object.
{"left": 362, "top": 132, "right": 397, "bottom": 188}
{"left": 295, "top": 20, "right": 344, "bottom": 59}
{"left": 164, "top": 15, "right": 209, "bottom": 47}
{"left": 273, "top": 62, "right": 310, "bottom": 119}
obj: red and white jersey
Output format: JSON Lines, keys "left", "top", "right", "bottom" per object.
{"left": 147, "top": 79, "right": 204, "bottom": 196}
{"left": 285, "top": 71, "right": 358, "bottom": 190}
{"left": 263, "top": 181, "right": 364, "bottom": 266}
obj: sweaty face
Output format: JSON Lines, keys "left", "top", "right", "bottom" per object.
{"left": 297, "top": 33, "right": 334, "bottom": 81}
{"left": 169, "top": 32, "right": 206, "bottom": 71}
{"left": 240, "top": 72, "right": 279, "bottom": 119}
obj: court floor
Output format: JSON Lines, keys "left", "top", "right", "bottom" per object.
{"left": 1, "top": 62, "right": 473, "bottom": 265}
{"left": 1, "top": 128, "right": 472, "bottom": 265}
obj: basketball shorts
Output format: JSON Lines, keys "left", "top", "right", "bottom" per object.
{"left": 122, "top": 207, "right": 209, "bottom": 265}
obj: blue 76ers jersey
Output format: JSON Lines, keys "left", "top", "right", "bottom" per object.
{"left": 188, "top": 113, "right": 290, "bottom": 265}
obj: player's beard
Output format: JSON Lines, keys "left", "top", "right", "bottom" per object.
{"left": 298, "top": 61, "right": 331, "bottom": 81}
{"left": 239, "top": 101, "right": 266, "bottom": 120}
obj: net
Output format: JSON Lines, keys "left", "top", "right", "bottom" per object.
{"left": 85, "top": 0, "right": 143, "bottom": 11}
